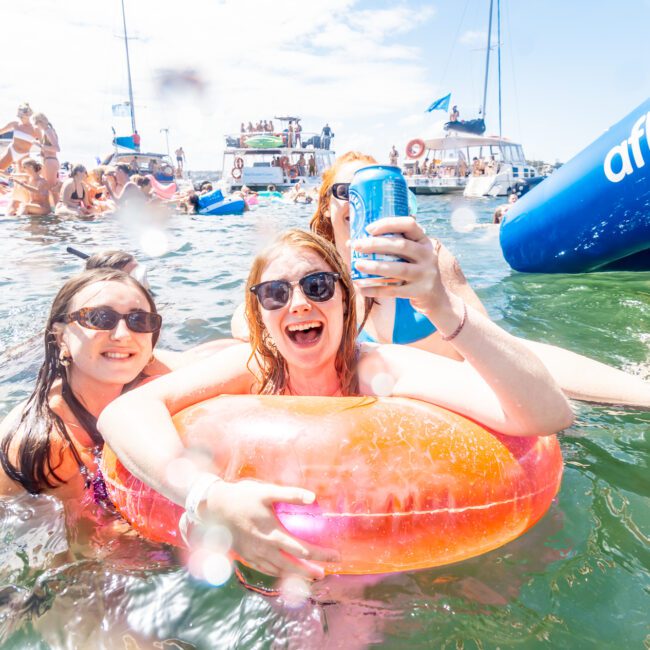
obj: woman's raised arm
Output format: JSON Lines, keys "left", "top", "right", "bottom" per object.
{"left": 354, "top": 218, "right": 574, "bottom": 436}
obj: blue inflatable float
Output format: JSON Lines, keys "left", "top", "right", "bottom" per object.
{"left": 197, "top": 189, "right": 245, "bottom": 216}
{"left": 500, "top": 99, "right": 650, "bottom": 272}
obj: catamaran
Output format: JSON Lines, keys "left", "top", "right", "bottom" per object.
{"left": 405, "top": 0, "right": 540, "bottom": 197}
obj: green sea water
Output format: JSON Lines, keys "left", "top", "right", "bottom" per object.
{"left": 0, "top": 195, "right": 648, "bottom": 649}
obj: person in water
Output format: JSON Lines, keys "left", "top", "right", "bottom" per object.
{"left": 5, "top": 157, "right": 50, "bottom": 216}
{"left": 56, "top": 164, "right": 93, "bottom": 215}
{"left": 98, "top": 228, "right": 573, "bottom": 579}
{"left": 307, "top": 151, "right": 650, "bottom": 408}
{"left": 71, "top": 247, "right": 240, "bottom": 371}
{"left": 0, "top": 268, "right": 162, "bottom": 499}
{"left": 0, "top": 103, "right": 40, "bottom": 171}
{"left": 33, "top": 112, "right": 61, "bottom": 202}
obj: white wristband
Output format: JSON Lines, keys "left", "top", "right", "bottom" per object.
{"left": 184, "top": 472, "right": 222, "bottom": 522}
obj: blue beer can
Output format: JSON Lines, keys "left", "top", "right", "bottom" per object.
{"left": 349, "top": 165, "right": 410, "bottom": 286}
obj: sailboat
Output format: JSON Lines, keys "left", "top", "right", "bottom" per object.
{"left": 101, "top": 0, "right": 176, "bottom": 183}
{"left": 404, "top": 0, "right": 540, "bottom": 197}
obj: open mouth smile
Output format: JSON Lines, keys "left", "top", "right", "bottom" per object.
{"left": 285, "top": 320, "right": 324, "bottom": 347}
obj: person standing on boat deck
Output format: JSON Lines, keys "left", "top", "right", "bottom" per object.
{"left": 295, "top": 120, "right": 302, "bottom": 147}
{"left": 389, "top": 145, "right": 398, "bottom": 166}
{"left": 129, "top": 157, "right": 139, "bottom": 173}
{"left": 485, "top": 155, "right": 497, "bottom": 175}
{"left": 175, "top": 147, "right": 185, "bottom": 172}
{"left": 450, "top": 105, "right": 460, "bottom": 122}
{"left": 32, "top": 112, "right": 61, "bottom": 202}
{"left": 297, "top": 153, "right": 307, "bottom": 176}
{"left": 132, "top": 130, "right": 141, "bottom": 152}
{"left": 321, "top": 123, "right": 333, "bottom": 150}
{"left": 308, "top": 154, "right": 317, "bottom": 177}
{"left": 0, "top": 103, "right": 39, "bottom": 172}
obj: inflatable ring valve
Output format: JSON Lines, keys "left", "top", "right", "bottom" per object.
{"left": 101, "top": 395, "right": 563, "bottom": 576}
{"left": 406, "top": 138, "right": 426, "bottom": 160}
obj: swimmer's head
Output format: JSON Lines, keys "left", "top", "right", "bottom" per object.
{"left": 33, "top": 112, "right": 50, "bottom": 128}
{"left": 22, "top": 158, "right": 42, "bottom": 174}
{"left": 508, "top": 193, "right": 518, "bottom": 204}
{"left": 310, "top": 151, "right": 377, "bottom": 243}
{"left": 83, "top": 249, "right": 150, "bottom": 290}
{"left": 17, "top": 103, "right": 32, "bottom": 117}
{"left": 244, "top": 228, "right": 357, "bottom": 397}
{"left": 71, "top": 164, "right": 87, "bottom": 179}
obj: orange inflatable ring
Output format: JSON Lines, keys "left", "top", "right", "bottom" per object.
{"left": 406, "top": 138, "right": 426, "bottom": 159}
{"left": 231, "top": 167, "right": 242, "bottom": 180}
{"left": 234, "top": 157, "right": 244, "bottom": 170}
{"left": 101, "top": 395, "right": 563, "bottom": 575}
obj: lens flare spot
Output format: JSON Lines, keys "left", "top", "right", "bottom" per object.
{"left": 202, "top": 553, "right": 232, "bottom": 586}
{"left": 450, "top": 207, "right": 478, "bottom": 233}
{"left": 370, "top": 372, "right": 396, "bottom": 397}
{"left": 279, "top": 575, "right": 311, "bottom": 609}
{"left": 140, "top": 228, "right": 169, "bottom": 257}
{"left": 164, "top": 457, "right": 196, "bottom": 492}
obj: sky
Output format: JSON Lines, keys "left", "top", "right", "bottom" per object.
{"left": 2, "top": 0, "right": 649, "bottom": 171}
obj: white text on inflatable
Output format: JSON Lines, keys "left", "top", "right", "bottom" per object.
{"left": 603, "top": 112, "right": 649, "bottom": 183}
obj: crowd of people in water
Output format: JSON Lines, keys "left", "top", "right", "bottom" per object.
{"left": 1, "top": 97, "right": 650, "bottom": 591}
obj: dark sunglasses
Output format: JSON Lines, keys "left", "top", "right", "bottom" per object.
{"left": 64, "top": 307, "right": 162, "bottom": 333}
{"left": 330, "top": 183, "right": 350, "bottom": 201}
{"left": 250, "top": 271, "right": 340, "bottom": 311}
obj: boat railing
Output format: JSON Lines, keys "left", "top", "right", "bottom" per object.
{"left": 224, "top": 131, "right": 326, "bottom": 149}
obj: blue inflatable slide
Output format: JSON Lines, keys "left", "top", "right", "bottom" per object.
{"left": 500, "top": 99, "right": 650, "bottom": 272}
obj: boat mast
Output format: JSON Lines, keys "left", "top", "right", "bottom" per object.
{"left": 497, "top": 0, "right": 502, "bottom": 138}
{"left": 481, "top": 0, "right": 494, "bottom": 121}
{"left": 120, "top": 0, "right": 137, "bottom": 133}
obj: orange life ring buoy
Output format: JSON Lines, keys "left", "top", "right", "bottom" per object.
{"left": 406, "top": 138, "right": 426, "bottom": 160}
{"left": 101, "top": 395, "right": 563, "bottom": 575}
{"left": 231, "top": 167, "right": 242, "bottom": 179}
{"left": 234, "top": 157, "right": 244, "bottom": 170}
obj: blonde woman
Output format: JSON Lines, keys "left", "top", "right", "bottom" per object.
{"left": 33, "top": 112, "right": 61, "bottom": 202}
{"left": 0, "top": 103, "right": 39, "bottom": 171}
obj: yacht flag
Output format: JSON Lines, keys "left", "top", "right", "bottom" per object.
{"left": 426, "top": 93, "right": 451, "bottom": 113}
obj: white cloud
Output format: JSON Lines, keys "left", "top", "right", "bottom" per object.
{"left": 1, "top": 0, "right": 439, "bottom": 169}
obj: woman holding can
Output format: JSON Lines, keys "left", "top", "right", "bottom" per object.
{"left": 99, "top": 228, "right": 573, "bottom": 578}
{"left": 308, "top": 151, "right": 650, "bottom": 408}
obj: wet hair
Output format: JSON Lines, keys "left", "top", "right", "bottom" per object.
{"left": 244, "top": 229, "right": 358, "bottom": 396}
{"left": 309, "top": 151, "right": 377, "bottom": 241}
{"left": 0, "top": 268, "right": 159, "bottom": 494}
{"left": 33, "top": 112, "right": 52, "bottom": 128}
{"left": 187, "top": 194, "right": 199, "bottom": 212}
{"left": 309, "top": 151, "right": 378, "bottom": 330}
{"left": 131, "top": 174, "right": 150, "bottom": 187}
{"left": 22, "top": 158, "right": 42, "bottom": 173}
{"left": 71, "top": 164, "right": 87, "bottom": 177}
{"left": 17, "top": 102, "right": 32, "bottom": 117}
{"left": 85, "top": 250, "right": 136, "bottom": 271}
{"left": 115, "top": 163, "right": 131, "bottom": 176}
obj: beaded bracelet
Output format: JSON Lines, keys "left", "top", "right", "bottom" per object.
{"left": 184, "top": 472, "right": 223, "bottom": 522}
{"left": 440, "top": 301, "right": 468, "bottom": 342}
